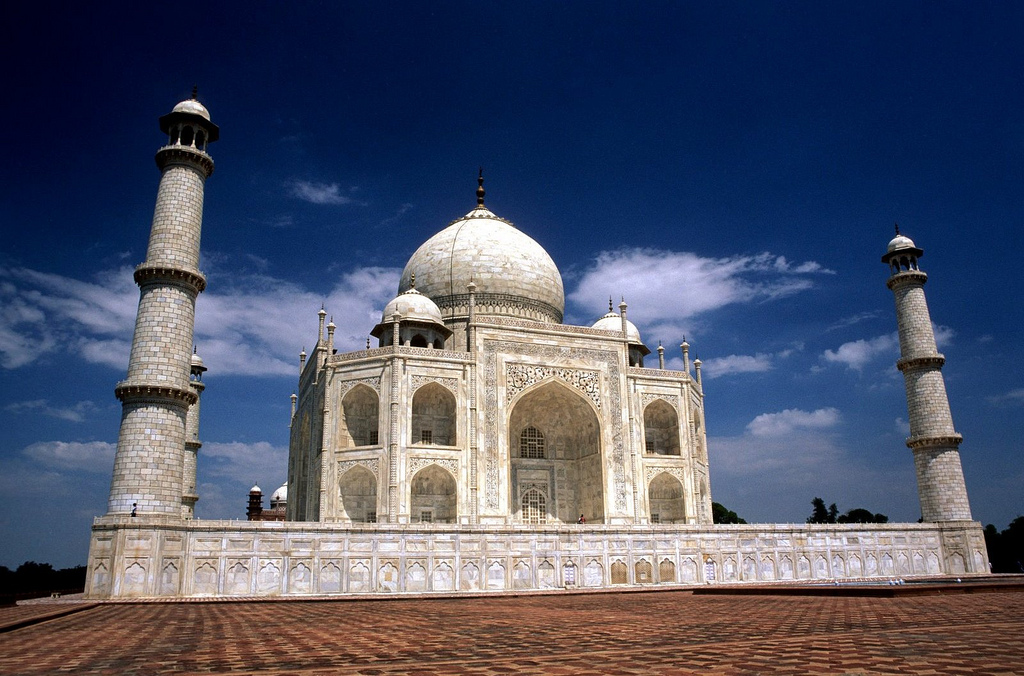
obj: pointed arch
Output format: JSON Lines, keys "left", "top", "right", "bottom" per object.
{"left": 411, "top": 382, "right": 456, "bottom": 446}
{"left": 339, "top": 384, "right": 379, "bottom": 448}
{"left": 648, "top": 471, "right": 686, "bottom": 524}
{"left": 410, "top": 463, "right": 457, "bottom": 523}
{"left": 508, "top": 379, "right": 603, "bottom": 523}
{"left": 643, "top": 399, "right": 680, "bottom": 455}
{"left": 339, "top": 465, "right": 378, "bottom": 523}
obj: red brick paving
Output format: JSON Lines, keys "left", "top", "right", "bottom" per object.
{"left": 1, "top": 590, "right": 1022, "bottom": 674}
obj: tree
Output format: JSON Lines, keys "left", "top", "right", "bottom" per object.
{"left": 986, "top": 516, "right": 1024, "bottom": 573}
{"left": 837, "top": 508, "right": 889, "bottom": 524}
{"left": 807, "top": 497, "right": 837, "bottom": 524}
{"left": 712, "top": 502, "right": 747, "bottom": 524}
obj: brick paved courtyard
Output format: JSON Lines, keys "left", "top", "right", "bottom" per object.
{"left": 2, "top": 588, "right": 1022, "bottom": 674}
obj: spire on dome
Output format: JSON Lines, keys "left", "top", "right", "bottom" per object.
{"left": 895, "top": 222, "right": 900, "bottom": 236}
{"left": 476, "top": 168, "right": 485, "bottom": 206}
{"left": 191, "top": 84, "right": 198, "bottom": 100}
{"left": 410, "top": 272, "right": 416, "bottom": 289}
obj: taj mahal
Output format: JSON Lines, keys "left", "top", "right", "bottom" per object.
{"left": 84, "top": 94, "right": 989, "bottom": 598}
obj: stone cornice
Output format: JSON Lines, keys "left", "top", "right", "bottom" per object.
{"left": 155, "top": 145, "right": 214, "bottom": 177}
{"left": 115, "top": 381, "right": 197, "bottom": 407}
{"left": 134, "top": 264, "right": 207, "bottom": 294}
{"left": 906, "top": 434, "right": 963, "bottom": 450}
{"left": 886, "top": 270, "right": 928, "bottom": 290}
{"left": 897, "top": 355, "right": 945, "bottom": 372}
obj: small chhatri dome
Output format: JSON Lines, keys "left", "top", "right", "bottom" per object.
{"left": 381, "top": 274, "right": 444, "bottom": 324}
{"left": 159, "top": 87, "right": 220, "bottom": 142}
{"left": 190, "top": 346, "right": 206, "bottom": 371}
{"left": 887, "top": 234, "right": 917, "bottom": 253}
{"left": 171, "top": 97, "right": 212, "bottom": 122}
{"left": 399, "top": 175, "right": 565, "bottom": 324}
{"left": 270, "top": 483, "right": 287, "bottom": 507}
{"left": 249, "top": 483, "right": 262, "bottom": 494}
{"left": 591, "top": 306, "right": 643, "bottom": 344}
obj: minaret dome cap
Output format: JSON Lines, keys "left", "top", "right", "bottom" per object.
{"left": 159, "top": 96, "right": 220, "bottom": 142}
{"left": 887, "top": 233, "right": 917, "bottom": 253}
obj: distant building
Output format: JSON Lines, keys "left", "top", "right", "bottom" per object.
{"left": 85, "top": 94, "right": 988, "bottom": 599}
{"left": 246, "top": 484, "right": 287, "bottom": 522}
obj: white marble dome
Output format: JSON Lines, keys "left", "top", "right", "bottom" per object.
{"left": 400, "top": 206, "right": 565, "bottom": 324}
{"left": 887, "top": 233, "right": 917, "bottom": 253}
{"left": 592, "top": 311, "right": 642, "bottom": 343}
{"left": 381, "top": 285, "right": 444, "bottom": 324}
{"left": 270, "top": 483, "right": 287, "bottom": 507}
{"left": 171, "top": 97, "right": 212, "bottom": 121}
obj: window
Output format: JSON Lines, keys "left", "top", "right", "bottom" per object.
{"left": 420, "top": 429, "right": 432, "bottom": 444}
{"left": 368, "top": 430, "right": 379, "bottom": 445}
{"left": 645, "top": 440, "right": 655, "bottom": 453}
{"left": 521, "top": 488, "right": 546, "bottom": 524}
{"left": 365, "top": 512, "right": 376, "bottom": 524}
{"left": 420, "top": 510, "right": 432, "bottom": 523}
{"left": 651, "top": 513, "right": 660, "bottom": 524}
{"left": 520, "top": 427, "right": 545, "bottom": 458}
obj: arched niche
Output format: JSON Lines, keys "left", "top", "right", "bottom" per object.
{"left": 338, "top": 385, "right": 379, "bottom": 448}
{"left": 509, "top": 380, "right": 604, "bottom": 523}
{"left": 410, "top": 464, "right": 456, "bottom": 523}
{"left": 648, "top": 472, "right": 686, "bottom": 524}
{"left": 643, "top": 399, "right": 680, "bottom": 455}
{"left": 339, "top": 466, "right": 377, "bottom": 523}
{"left": 411, "top": 383, "right": 456, "bottom": 446}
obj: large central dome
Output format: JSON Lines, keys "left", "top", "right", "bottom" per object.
{"left": 399, "top": 202, "right": 565, "bottom": 324}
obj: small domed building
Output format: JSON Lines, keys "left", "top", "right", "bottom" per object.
{"left": 287, "top": 177, "right": 711, "bottom": 527}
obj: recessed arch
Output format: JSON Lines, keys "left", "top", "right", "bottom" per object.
{"left": 411, "top": 382, "right": 456, "bottom": 446}
{"left": 508, "top": 379, "right": 604, "bottom": 523}
{"left": 410, "top": 464, "right": 456, "bottom": 523}
{"left": 339, "top": 465, "right": 377, "bottom": 523}
{"left": 648, "top": 471, "right": 686, "bottom": 524}
{"left": 339, "top": 384, "right": 379, "bottom": 448}
{"left": 643, "top": 399, "right": 680, "bottom": 455}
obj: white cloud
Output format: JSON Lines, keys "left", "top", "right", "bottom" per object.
{"left": 568, "top": 248, "right": 830, "bottom": 340}
{"left": 0, "top": 263, "right": 401, "bottom": 377}
{"left": 5, "top": 399, "right": 100, "bottom": 423}
{"left": 894, "top": 417, "right": 911, "bottom": 435}
{"left": 988, "top": 388, "right": 1024, "bottom": 407}
{"left": 288, "top": 180, "right": 357, "bottom": 205}
{"left": 22, "top": 440, "right": 116, "bottom": 472}
{"left": 821, "top": 333, "right": 898, "bottom": 370}
{"left": 746, "top": 407, "right": 840, "bottom": 437}
{"left": 702, "top": 353, "right": 774, "bottom": 378}
{"left": 202, "top": 441, "right": 288, "bottom": 485}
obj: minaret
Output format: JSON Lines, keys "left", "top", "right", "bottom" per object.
{"left": 108, "top": 92, "right": 218, "bottom": 517}
{"left": 183, "top": 348, "right": 207, "bottom": 517}
{"left": 883, "top": 228, "right": 972, "bottom": 521}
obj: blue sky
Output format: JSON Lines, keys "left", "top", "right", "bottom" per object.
{"left": 2, "top": 2, "right": 1021, "bottom": 568}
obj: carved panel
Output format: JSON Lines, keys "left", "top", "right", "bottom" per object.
{"left": 640, "top": 393, "right": 677, "bottom": 410}
{"left": 505, "top": 363, "right": 601, "bottom": 410}
{"left": 484, "top": 341, "right": 626, "bottom": 513}
{"left": 411, "top": 375, "right": 459, "bottom": 395}
{"left": 408, "top": 456, "right": 459, "bottom": 479}
{"left": 338, "top": 458, "right": 379, "bottom": 479}
{"left": 645, "top": 466, "right": 686, "bottom": 486}
{"left": 338, "top": 376, "right": 381, "bottom": 397}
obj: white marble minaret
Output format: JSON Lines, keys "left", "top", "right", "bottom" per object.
{"left": 107, "top": 91, "right": 218, "bottom": 517}
{"left": 883, "top": 228, "right": 972, "bottom": 522}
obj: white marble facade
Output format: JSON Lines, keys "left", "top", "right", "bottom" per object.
{"left": 84, "top": 98, "right": 989, "bottom": 600}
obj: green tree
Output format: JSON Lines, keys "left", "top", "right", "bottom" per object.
{"left": 712, "top": 502, "right": 747, "bottom": 524}
{"left": 837, "top": 508, "right": 889, "bottom": 524}
{"left": 807, "top": 497, "right": 838, "bottom": 524}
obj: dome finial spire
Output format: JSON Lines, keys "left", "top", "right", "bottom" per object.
{"left": 894, "top": 222, "right": 900, "bottom": 236}
{"left": 191, "top": 84, "right": 198, "bottom": 100}
{"left": 410, "top": 272, "right": 416, "bottom": 289}
{"left": 476, "top": 167, "right": 485, "bottom": 206}
{"left": 608, "top": 296, "right": 613, "bottom": 312}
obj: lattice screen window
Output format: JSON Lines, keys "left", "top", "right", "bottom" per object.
{"left": 421, "top": 429, "right": 432, "bottom": 444}
{"left": 520, "top": 426, "right": 545, "bottom": 458}
{"left": 365, "top": 512, "right": 377, "bottom": 523}
{"left": 645, "top": 440, "right": 654, "bottom": 453}
{"left": 368, "top": 430, "right": 379, "bottom": 445}
{"left": 420, "top": 510, "right": 433, "bottom": 523}
{"left": 521, "top": 488, "right": 546, "bottom": 524}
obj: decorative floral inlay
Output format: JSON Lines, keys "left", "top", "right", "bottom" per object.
{"left": 505, "top": 363, "right": 601, "bottom": 410}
